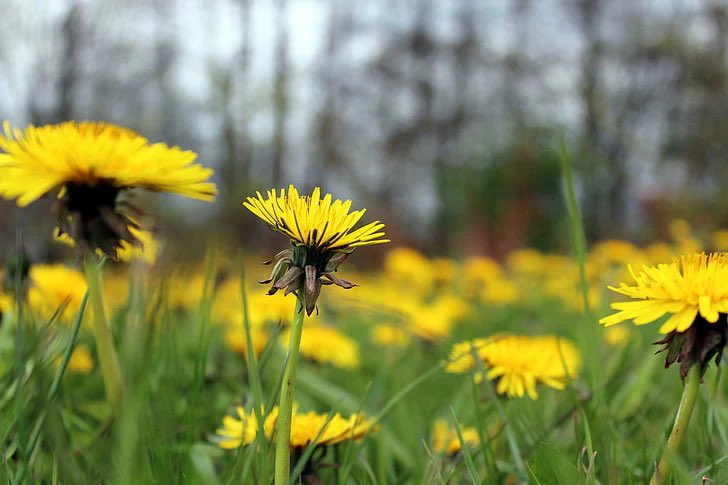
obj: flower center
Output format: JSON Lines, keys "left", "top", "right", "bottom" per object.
{"left": 63, "top": 182, "right": 120, "bottom": 218}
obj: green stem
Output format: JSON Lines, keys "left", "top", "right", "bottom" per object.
{"left": 650, "top": 365, "right": 701, "bottom": 485}
{"left": 274, "top": 294, "right": 305, "bottom": 485}
{"left": 84, "top": 256, "right": 125, "bottom": 413}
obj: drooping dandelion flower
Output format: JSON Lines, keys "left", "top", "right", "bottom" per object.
{"left": 600, "top": 252, "right": 728, "bottom": 378}
{"left": 446, "top": 334, "right": 581, "bottom": 399}
{"left": 243, "top": 185, "right": 389, "bottom": 315}
{"left": 431, "top": 418, "right": 480, "bottom": 456}
{"left": 0, "top": 121, "right": 216, "bottom": 258}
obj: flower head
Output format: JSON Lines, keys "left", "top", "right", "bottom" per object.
{"left": 27, "top": 264, "right": 87, "bottom": 324}
{"left": 215, "top": 405, "right": 376, "bottom": 451}
{"left": 243, "top": 185, "right": 389, "bottom": 315}
{"left": 431, "top": 419, "right": 480, "bottom": 456}
{"left": 446, "top": 334, "right": 581, "bottom": 399}
{"left": 599, "top": 253, "right": 728, "bottom": 377}
{"left": 0, "top": 121, "right": 216, "bottom": 258}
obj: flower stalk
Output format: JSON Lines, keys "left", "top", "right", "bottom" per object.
{"left": 274, "top": 293, "right": 305, "bottom": 484}
{"left": 650, "top": 365, "right": 701, "bottom": 485}
{"left": 84, "top": 256, "right": 125, "bottom": 412}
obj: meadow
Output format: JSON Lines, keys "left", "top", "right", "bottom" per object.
{"left": 3, "top": 216, "right": 728, "bottom": 483}
{"left": 0, "top": 123, "right": 726, "bottom": 484}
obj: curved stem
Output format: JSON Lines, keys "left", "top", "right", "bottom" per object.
{"left": 650, "top": 365, "right": 701, "bottom": 485}
{"left": 274, "top": 294, "right": 305, "bottom": 485}
{"left": 84, "top": 256, "right": 125, "bottom": 413}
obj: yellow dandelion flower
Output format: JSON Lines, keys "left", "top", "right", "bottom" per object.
{"left": 383, "top": 247, "right": 435, "bottom": 296}
{"left": 599, "top": 253, "right": 728, "bottom": 333}
{"left": 243, "top": 185, "right": 389, "bottom": 315}
{"left": 446, "top": 334, "right": 581, "bottom": 399}
{"left": 431, "top": 418, "right": 480, "bottom": 455}
{"left": 27, "top": 264, "right": 87, "bottom": 323}
{"left": 0, "top": 121, "right": 216, "bottom": 258}
{"left": 281, "top": 324, "right": 360, "bottom": 369}
{"left": 54, "top": 344, "right": 94, "bottom": 375}
{"left": 604, "top": 325, "right": 630, "bottom": 347}
{"left": 371, "top": 324, "right": 410, "bottom": 348}
{"left": 225, "top": 327, "right": 270, "bottom": 358}
{"left": 215, "top": 406, "right": 376, "bottom": 451}
{"left": 599, "top": 253, "right": 728, "bottom": 377}
{"left": 215, "top": 406, "right": 261, "bottom": 449}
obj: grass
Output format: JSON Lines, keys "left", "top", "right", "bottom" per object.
{"left": 2, "top": 156, "right": 728, "bottom": 483}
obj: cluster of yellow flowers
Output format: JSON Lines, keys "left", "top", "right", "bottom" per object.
{"left": 2, "top": 120, "right": 728, "bottom": 482}
{"left": 215, "top": 405, "right": 376, "bottom": 451}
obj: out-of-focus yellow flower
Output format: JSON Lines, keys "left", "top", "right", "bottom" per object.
{"left": 215, "top": 405, "right": 376, "bottom": 450}
{"left": 167, "top": 271, "right": 207, "bottom": 312}
{"left": 370, "top": 324, "right": 410, "bottom": 348}
{"left": 431, "top": 258, "right": 457, "bottom": 286}
{"left": 431, "top": 418, "right": 480, "bottom": 455}
{"left": 281, "top": 324, "right": 360, "bottom": 369}
{"left": 712, "top": 230, "right": 728, "bottom": 251}
{"left": 481, "top": 278, "right": 519, "bottom": 305}
{"left": 54, "top": 344, "right": 94, "bottom": 375}
{"left": 383, "top": 247, "right": 434, "bottom": 296}
{"left": 446, "top": 334, "right": 582, "bottom": 399}
{"left": 226, "top": 327, "right": 270, "bottom": 358}
{"left": 507, "top": 249, "right": 546, "bottom": 274}
{"left": 603, "top": 325, "right": 630, "bottom": 347}
{"left": 27, "top": 264, "right": 87, "bottom": 323}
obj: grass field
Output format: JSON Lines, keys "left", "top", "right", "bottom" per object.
{"left": 2, "top": 155, "right": 728, "bottom": 484}
{"left": 3, "top": 223, "right": 728, "bottom": 484}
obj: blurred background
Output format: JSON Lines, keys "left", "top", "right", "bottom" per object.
{"left": 1, "top": 0, "right": 728, "bottom": 261}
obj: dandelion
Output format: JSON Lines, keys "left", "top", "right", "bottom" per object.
{"left": 0, "top": 121, "right": 215, "bottom": 258}
{"left": 281, "top": 324, "right": 360, "bottom": 369}
{"left": 599, "top": 252, "right": 728, "bottom": 484}
{"left": 243, "top": 185, "right": 388, "bottom": 484}
{"left": 215, "top": 406, "right": 377, "bottom": 473}
{"left": 0, "top": 121, "right": 216, "bottom": 413}
{"left": 215, "top": 406, "right": 376, "bottom": 450}
{"left": 27, "top": 264, "right": 88, "bottom": 323}
{"left": 431, "top": 418, "right": 480, "bottom": 456}
{"left": 244, "top": 185, "right": 389, "bottom": 316}
{"left": 54, "top": 344, "right": 94, "bottom": 375}
{"left": 599, "top": 253, "right": 728, "bottom": 377}
{"left": 446, "top": 334, "right": 581, "bottom": 399}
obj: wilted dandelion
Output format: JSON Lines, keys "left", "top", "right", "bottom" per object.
{"left": 243, "top": 185, "right": 388, "bottom": 484}
{"left": 446, "top": 334, "right": 581, "bottom": 399}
